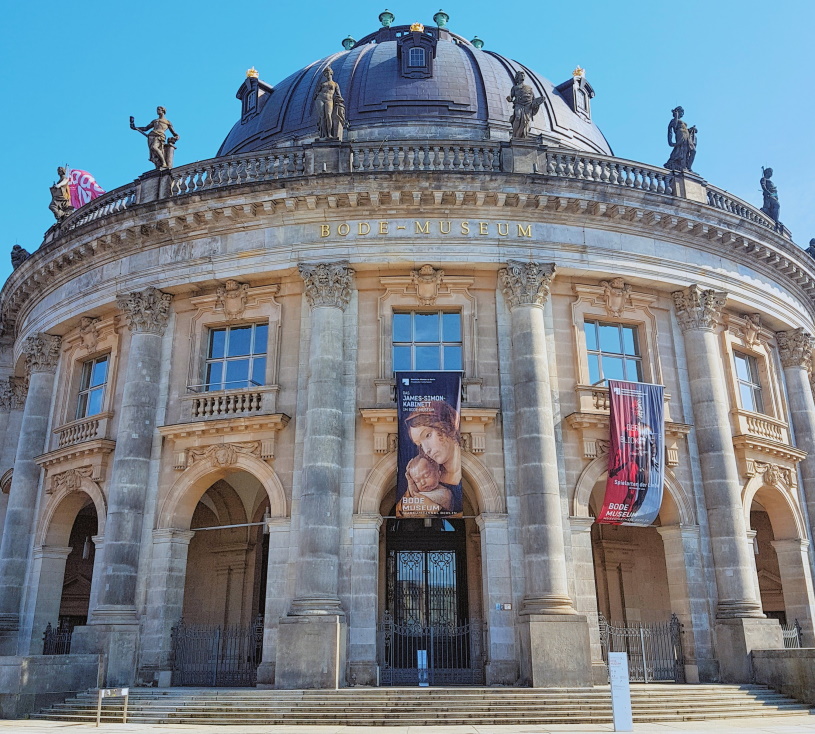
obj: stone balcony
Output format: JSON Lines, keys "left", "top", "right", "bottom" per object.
{"left": 731, "top": 409, "right": 790, "bottom": 445}
{"left": 53, "top": 412, "right": 113, "bottom": 448}
{"left": 182, "top": 386, "right": 279, "bottom": 421}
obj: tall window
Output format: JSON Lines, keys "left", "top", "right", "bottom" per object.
{"left": 76, "top": 356, "right": 109, "bottom": 420}
{"left": 393, "top": 312, "right": 462, "bottom": 371}
{"left": 205, "top": 323, "right": 268, "bottom": 391}
{"left": 734, "top": 351, "right": 764, "bottom": 413}
{"left": 584, "top": 320, "right": 643, "bottom": 384}
{"left": 408, "top": 47, "right": 426, "bottom": 67}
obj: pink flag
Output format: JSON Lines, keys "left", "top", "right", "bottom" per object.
{"left": 68, "top": 169, "right": 105, "bottom": 209}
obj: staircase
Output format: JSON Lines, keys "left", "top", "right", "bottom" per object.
{"left": 32, "top": 684, "right": 811, "bottom": 725}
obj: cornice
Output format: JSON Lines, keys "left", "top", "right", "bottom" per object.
{"left": 4, "top": 173, "right": 815, "bottom": 336}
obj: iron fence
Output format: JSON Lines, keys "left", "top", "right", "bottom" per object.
{"left": 782, "top": 619, "right": 803, "bottom": 649}
{"left": 42, "top": 623, "right": 73, "bottom": 655}
{"left": 599, "top": 613, "right": 685, "bottom": 683}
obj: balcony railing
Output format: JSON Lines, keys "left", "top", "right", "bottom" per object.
{"left": 185, "top": 386, "right": 268, "bottom": 419}
{"left": 53, "top": 412, "right": 113, "bottom": 448}
{"left": 351, "top": 143, "right": 501, "bottom": 172}
{"left": 544, "top": 151, "right": 674, "bottom": 195}
{"left": 733, "top": 409, "right": 789, "bottom": 444}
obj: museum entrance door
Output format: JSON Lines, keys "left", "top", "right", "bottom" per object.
{"left": 380, "top": 517, "right": 484, "bottom": 685}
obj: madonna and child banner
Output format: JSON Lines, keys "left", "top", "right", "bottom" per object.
{"left": 395, "top": 372, "right": 463, "bottom": 518}
{"left": 597, "top": 380, "right": 665, "bottom": 526}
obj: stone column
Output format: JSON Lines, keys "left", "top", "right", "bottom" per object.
{"left": 275, "top": 261, "right": 353, "bottom": 689}
{"left": 672, "top": 285, "right": 781, "bottom": 682}
{"left": 257, "top": 518, "right": 291, "bottom": 687}
{"left": 498, "top": 261, "right": 591, "bottom": 687}
{"left": 72, "top": 287, "right": 172, "bottom": 685}
{"left": 776, "top": 329, "right": 815, "bottom": 555}
{"left": 346, "top": 514, "right": 381, "bottom": 687}
{"left": 772, "top": 539, "right": 815, "bottom": 647}
{"left": 87, "top": 535, "right": 105, "bottom": 620}
{"left": 476, "top": 513, "right": 519, "bottom": 685}
{"left": 0, "top": 334, "right": 60, "bottom": 654}
{"left": 137, "top": 529, "right": 194, "bottom": 686}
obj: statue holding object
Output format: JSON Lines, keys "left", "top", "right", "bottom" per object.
{"left": 10, "top": 245, "right": 30, "bottom": 269}
{"left": 49, "top": 166, "right": 74, "bottom": 222}
{"left": 760, "top": 167, "right": 780, "bottom": 222}
{"left": 130, "top": 106, "right": 180, "bottom": 170}
{"left": 664, "top": 106, "right": 697, "bottom": 172}
{"left": 313, "top": 67, "right": 347, "bottom": 141}
{"left": 507, "top": 70, "right": 543, "bottom": 139}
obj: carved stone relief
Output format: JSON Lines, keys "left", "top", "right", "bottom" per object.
{"left": 116, "top": 286, "right": 173, "bottom": 335}
{"left": 49, "top": 466, "right": 95, "bottom": 495}
{"left": 299, "top": 261, "right": 353, "bottom": 310}
{"left": 411, "top": 265, "right": 445, "bottom": 306}
{"left": 776, "top": 328, "right": 814, "bottom": 369}
{"left": 0, "top": 377, "right": 27, "bottom": 412}
{"left": 498, "top": 260, "right": 555, "bottom": 309}
{"left": 671, "top": 284, "right": 727, "bottom": 332}
{"left": 599, "top": 277, "right": 631, "bottom": 317}
{"left": 78, "top": 317, "right": 101, "bottom": 352}
{"left": 741, "top": 314, "right": 761, "bottom": 347}
{"left": 187, "top": 442, "right": 261, "bottom": 468}
{"left": 24, "top": 334, "right": 62, "bottom": 375}
{"left": 216, "top": 280, "right": 250, "bottom": 320}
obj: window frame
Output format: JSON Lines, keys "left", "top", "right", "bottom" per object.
{"left": 392, "top": 310, "right": 463, "bottom": 372}
{"left": 733, "top": 350, "right": 765, "bottom": 414}
{"left": 408, "top": 47, "right": 426, "bottom": 67}
{"left": 583, "top": 318, "right": 644, "bottom": 385}
{"left": 75, "top": 354, "right": 110, "bottom": 420}
{"left": 203, "top": 322, "right": 269, "bottom": 392}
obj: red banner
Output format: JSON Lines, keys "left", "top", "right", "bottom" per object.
{"left": 597, "top": 380, "right": 664, "bottom": 526}
{"left": 68, "top": 168, "right": 105, "bottom": 210}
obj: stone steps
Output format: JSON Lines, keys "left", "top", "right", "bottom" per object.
{"left": 32, "top": 684, "right": 812, "bottom": 725}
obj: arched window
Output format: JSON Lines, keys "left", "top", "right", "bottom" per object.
{"left": 408, "top": 47, "right": 426, "bottom": 67}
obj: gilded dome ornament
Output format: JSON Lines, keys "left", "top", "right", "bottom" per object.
{"left": 246, "top": 67, "right": 259, "bottom": 78}
{"left": 410, "top": 22, "right": 425, "bottom": 32}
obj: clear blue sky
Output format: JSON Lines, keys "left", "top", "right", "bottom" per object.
{"left": 1, "top": 0, "right": 813, "bottom": 287}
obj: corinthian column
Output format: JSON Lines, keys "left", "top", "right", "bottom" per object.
{"left": 672, "top": 285, "right": 780, "bottom": 681}
{"left": 498, "top": 261, "right": 591, "bottom": 687}
{"left": 275, "top": 261, "right": 352, "bottom": 689}
{"left": 776, "top": 329, "right": 815, "bottom": 545}
{"left": 0, "top": 334, "right": 60, "bottom": 654}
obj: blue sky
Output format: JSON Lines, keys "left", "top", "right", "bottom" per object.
{"left": 1, "top": 0, "right": 812, "bottom": 286}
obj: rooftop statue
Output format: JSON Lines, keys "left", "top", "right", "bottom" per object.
{"left": 313, "top": 67, "right": 347, "bottom": 141}
{"left": 664, "top": 106, "right": 697, "bottom": 172}
{"left": 10, "top": 245, "right": 30, "bottom": 269}
{"left": 507, "top": 71, "right": 543, "bottom": 139}
{"left": 130, "top": 106, "right": 180, "bottom": 170}
{"left": 760, "top": 167, "right": 780, "bottom": 222}
{"left": 49, "top": 166, "right": 75, "bottom": 222}
{"left": 806, "top": 239, "right": 815, "bottom": 259}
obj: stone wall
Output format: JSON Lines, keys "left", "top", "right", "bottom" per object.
{"left": 752, "top": 649, "right": 815, "bottom": 705}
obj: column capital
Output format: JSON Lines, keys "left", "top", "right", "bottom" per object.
{"left": 776, "top": 328, "right": 814, "bottom": 369}
{"left": 671, "top": 284, "right": 727, "bottom": 332}
{"left": 24, "top": 333, "right": 61, "bottom": 375}
{"left": 771, "top": 538, "right": 810, "bottom": 552}
{"left": 498, "top": 260, "right": 555, "bottom": 310}
{"left": 298, "top": 261, "right": 353, "bottom": 310}
{"left": 568, "top": 516, "right": 595, "bottom": 533}
{"left": 352, "top": 513, "right": 383, "bottom": 530}
{"left": 151, "top": 528, "right": 195, "bottom": 544}
{"left": 0, "top": 377, "right": 27, "bottom": 412}
{"left": 116, "top": 286, "right": 173, "bottom": 335}
{"left": 475, "top": 513, "right": 509, "bottom": 530}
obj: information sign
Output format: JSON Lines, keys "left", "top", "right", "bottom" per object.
{"left": 608, "top": 652, "right": 633, "bottom": 731}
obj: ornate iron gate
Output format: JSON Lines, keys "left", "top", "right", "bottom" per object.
{"left": 599, "top": 614, "right": 685, "bottom": 683}
{"left": 171, "top": 616, "right": 263, "bottom": 686}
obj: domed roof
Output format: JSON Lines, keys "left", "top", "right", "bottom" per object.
{"left": 218, "top": 23, "right": 612, "bottom": 157}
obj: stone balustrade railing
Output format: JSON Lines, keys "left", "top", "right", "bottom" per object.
{"left": 706, "top": 185, "right": 784, "bottom": 235}
{"left": 543, "top": 151, "right": 674, "bottom": 195}
{"left": 59, "top": 187, "right": 137, "bottom": 233}
{"left": 189, "top": 388, "right": 266, "bottom": 419}
{"left": 54, "top": 413, "right": 112, "bottom": 447}
{"left": 735, "top": 410, "right": 788, "bottom": 444}
{"left": 351, "top": 143, "right": 501, "bottom": 172}
{"left": 171, "top": 150, "right": 307, "bottom": 195}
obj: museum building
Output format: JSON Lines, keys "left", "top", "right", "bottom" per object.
{"left": 1, "top": 11, "right": 815, "bottom": 699}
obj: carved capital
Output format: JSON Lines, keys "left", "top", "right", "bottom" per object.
{"left": 498, "top": 260, "right": 556, "bottom": 310}
{"left": 24, "top": 334, "right": 61, "bottom": 375}
{"left": 776, "top": 328, "right": 814, "bottom": 369}
{"left": 116, "top": 287, "right": 173, "bottom": 335}
{"left": 299, "top": 261, "right": 353, "bottom": 310}
{"left": 671, "top": 284, "right": 727, "bottom": 332}
{"left": 0, "top": 377, "right": 27, "bottom": 412}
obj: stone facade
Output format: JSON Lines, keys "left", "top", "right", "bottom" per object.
{"left": 1, "top": 20, "right": 815, "bottom": 699}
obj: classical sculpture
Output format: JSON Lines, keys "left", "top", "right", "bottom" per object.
{"left": 760, "top": 167, "right": 780, "bottom": 222}
{"left": 49, "top": 167, "right": 74, "bottom": 222}
{"left": 806, "top": 239, "right": 815, "bottom": 259}
{"left": 507, "top": 71, "right": 543, "bottom": 139}
{"left": 10, "top": 245, "right": 30, "bottom": 269}
{"left": 313, "top": 67, "right": 346, "bottom": 141}
{"left": 130, "top": 107, "right": 180, "bottom": 170}
{"left": 664, "top": 107, "right": 697, "bottom": 172}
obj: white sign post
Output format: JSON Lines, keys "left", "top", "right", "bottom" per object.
{"left": 608, "top": 652, "right": 633, "bottom": 732}
{"left": 96, "top": 687, "right": 129, "bottom": 727}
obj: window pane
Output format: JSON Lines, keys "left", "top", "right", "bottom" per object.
{"left": 76, "top": 392, "right": 89, "bottom": 420}
{"left": 393, "top": 346, "right": 411, "bottom": 371}
{"left": 584, "top": 321, "right": 598, "bottom": 351}
{"left": 622, "top": 327, "right": 639, "bottom": 356}
{"left": 414, "top": 313, "right": 439, "bottom": 342}
{"left": 739, "top": 383, "right": 756, "bottom": 411}
{"left": 442, "top": 313, "right": 461, "bottom": 342}
{"left": 86, "top": 387, "right": 104, "bottom": 416}
{"left": 393, "top": 313, "right": 411, "bottom": 343}
{"left": 79, "top": 361, "right": 93, "bottom": 391}
{"left": 601, "top": 355, "right": 625, "bottom": 381}
{"left": 206, "top": 362, "right": 223, "bottom": 390}
{"left": 253, "top": 324, "right": 268, "bottom": 355}
{"left": 752, "top": 387, "right": 765, "bottom": 414}
{"left": 225, "top": 359, "right": 250, "bottom": 387}
{"left": 734, "top": 353, "right": 750, "bottom": 381}
{"left": 90, "top": 357, "right": 108, "bottom": 387}
{"left": 588, "top": 354, "right": 601, "bottom": 384}
{"left": 209, "top": 329, "right": 226, "bottom": 359}
{"left": 443, "top": 346, "right": 462, "bottom": 370}
{"left": 415, "top": 345, "right": 440, "bottom": 370}
{"left": 227, "top": 326, "right": 252, "bottom": 357}
{"left": 599, "top": 324, "right": 621, "bottom": 353}
{"left": 251, "top": 357, "right": 266, "bottom": 386}
{"left": 625, "top": 358, "right": 643, "bottom": 382}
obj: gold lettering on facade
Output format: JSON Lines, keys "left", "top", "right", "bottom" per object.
{"left": 461, "top": 221, "right": 470, "bottom": 234}
{"left": 497, "top": 223, "right": 509, "bottom": 236}
{"left": 415, "top": 221, "right": 431, "bottom": 234}
{"left": 440, "top": 221, "right": 451, "bottom": 234}
{"left": 320, "top": 224, "right": 330, "bottom": 238}
{"left": 316, "top": 221, "right": 535, "bottom": 238}
{"left": 379, "top": 221, "right": 389, "bottom": 234}
{"left": 358, "top": 222, "right": 371, "bottom": 235}
{"left": 518, "top": 224, "right": 532, "bottom": 237}
{"left": 479, "top": 222, "right": 489, "bottom": 234}
{"left": 337, "top": 223, "right": 350, "bottom": 236}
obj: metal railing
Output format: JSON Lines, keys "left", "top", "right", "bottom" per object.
{"left": 599, "top": 613, "right": 685, "bottom": 683}
{"left": 42, "top": 622, "right": 73, "bottom": 655}
{"left": 782, "top": 619, "right": 803, "bottom": 649}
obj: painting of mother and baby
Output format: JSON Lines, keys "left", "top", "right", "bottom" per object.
{"left": 396, "top": 373, "right": 464, "bottom": 519}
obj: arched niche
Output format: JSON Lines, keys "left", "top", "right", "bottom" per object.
{"left": 742, "top": 475, "right": 805, "bottom": 541}
{"left": 38, "top": 479, "right": 107, "bottom": 546}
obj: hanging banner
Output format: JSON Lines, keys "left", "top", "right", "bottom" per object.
{"left": 68, "top": 168, "right": 105, "bottom": 210}
{"left": 395, "top": 372, "right": 463, "bottom": 518}
{"left": 597, "top": 380, "right": 664, "bottom": 526}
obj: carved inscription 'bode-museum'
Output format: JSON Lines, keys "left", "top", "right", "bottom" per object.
{"left": 318, "top": 220, "right": 534, "bottom": 238}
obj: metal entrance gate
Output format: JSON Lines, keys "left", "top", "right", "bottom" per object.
{"left": 599, "top": 614, "right": 685, "bottom": 682}
{"left": 171, "top": 616, "right": 263, "bottom": 686}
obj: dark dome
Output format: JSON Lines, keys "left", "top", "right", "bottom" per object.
{"left": 218, "top": 24, "right": 612, "bottom": 156}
